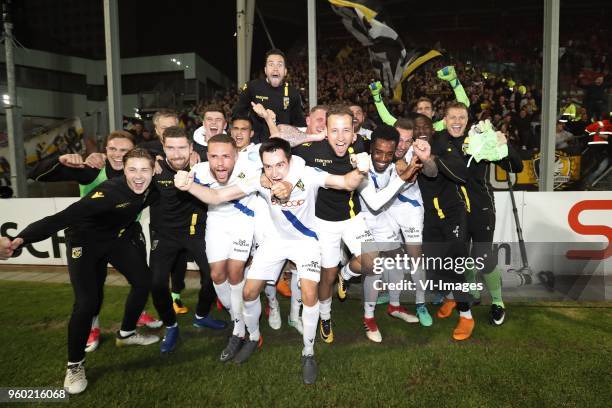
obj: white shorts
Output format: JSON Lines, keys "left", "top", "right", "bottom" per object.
{"left": 316, "top": 213, "right": 376, "bottom": 269}
{"left": 388, "top": 204, "right": 424, "bottom": 243}
{"left": 246, "top": 239, "right": 321, "bottom": 284}
{"left": 363, "top": 212, "right": 402, "bottom": 252}
{"left": 205, "top": 215, "right": 254, "bottom": 263}
{"left": 252, "top": 194, "right": 272, "bottom": 250}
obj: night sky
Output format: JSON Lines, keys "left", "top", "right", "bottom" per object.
{"left": 8, "top": 0, "right": 610, "bottom": 79}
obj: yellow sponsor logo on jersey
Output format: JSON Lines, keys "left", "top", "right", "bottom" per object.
{"left": 157, "top": 180, "right": 174, "bottom": 186}
{"left": 91, "top": 191, "right": 104, "bottom": 199}
{"left": 255, "top": 95, "right": 269, "bottom": 101}
{"left": 115, "top": 202, "right": 130, "bottom": 208}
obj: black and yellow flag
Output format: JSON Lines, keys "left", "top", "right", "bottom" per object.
{"left": 328, "top": 0, "right": 441, "bottom": 101}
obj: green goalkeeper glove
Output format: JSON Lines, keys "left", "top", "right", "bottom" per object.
{"left": 437, "top": 66, "right": 460, "bottom": 88}
{"left": 465, "top": 120, "right": 509, "bottom": 165}
{"left": 369, "top": 81, "right": 383, "bottom": 102}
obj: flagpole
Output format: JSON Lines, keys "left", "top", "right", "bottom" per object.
{"left": 307, "top": 0, "right": 317, "bottom": 109}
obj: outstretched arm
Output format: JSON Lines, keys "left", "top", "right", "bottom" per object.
{"left": 369, "top": 81, "right": 397, "bottom": 126}
{"left": 174, "top": 170, "right": 249, "bottom": 205}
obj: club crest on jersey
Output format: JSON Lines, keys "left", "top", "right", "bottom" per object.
{"left": 295, "top": 179, "right": 305, "bottom": 191}
{"left": 91, "top": 191, "right": 104, "bottom": 199}
{"left": 71, "top": 247, "right": 82, "bottom": 259}
{"left": 237, "top": 172, "right": 246, "bottom": 179}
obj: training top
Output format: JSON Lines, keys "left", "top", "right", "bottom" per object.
{"left": 149, "top": 159, "right": 207, "bottom": 238}
{"left": 233, "top": 78, "right": 306, "bottom": 143}
{"left": 18, "top": 176, "right": 155, "bottom": 245}
{"left": 240, "top": 165, "right": 329, "bottom": 242}
{"left": 292, "top": 140, "right": 364, "bottom": 222}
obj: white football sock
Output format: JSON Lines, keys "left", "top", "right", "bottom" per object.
{"left": 290, "top": 273, "right": 302, "bottom": 321}
{"left": 243, "top": 298, "right": 261, "bottom": 341}
{"left": 301, "top": 301, "right": 319, "bottom": 356}
{"left": 213, "top": 280, "right": 232, "bottom": 312}
{"left": 319, "top": 297, "right": 332, "bottom": 320}
{"left": 230, "top": 280, "right": 246, "bottom": 338}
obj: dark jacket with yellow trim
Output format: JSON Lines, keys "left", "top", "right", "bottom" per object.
{"left": 456, "top": 135, "right": 524, "bottom": 212}
{"left": 233, "top": 78, "right": 306, "bottom": 143}
{"left": 418, "top": 130, "right": 468, "bottom": 218}
{"left": 149, "top": 159, "right": 207, "bottom": 238}
{"left": 18, "top": 176, "right": 155, "bottom": 245}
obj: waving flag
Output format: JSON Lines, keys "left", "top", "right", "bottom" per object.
{"left": 329, "top": 0, "right": 441, "bottom": 101}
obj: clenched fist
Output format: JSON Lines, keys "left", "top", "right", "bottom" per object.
{"left": 174, "top": 170, "right": 194, "bottom": 191}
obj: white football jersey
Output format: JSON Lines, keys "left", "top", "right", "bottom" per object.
{"left": 191, "top": 158, "right": 260, "bottom": 219}
{"left": 242, "top": 165, "right": 329, "bottom": 242}
{"left": 391, "top": 146, "right": 423, "bottom": 208}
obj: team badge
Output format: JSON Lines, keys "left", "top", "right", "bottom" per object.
{"left": 71, "top": 247, "right": 82, "bottom": 259}
{"left": 91, "top": 191, "right": 104, "bottom": 199}
{"left": 296, "top": 179, "right": 305, "bottom": 191}
{"left": 237, "top": 172, "right": 246, "bottom": 179}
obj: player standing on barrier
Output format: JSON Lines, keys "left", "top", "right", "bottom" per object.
{"left": 8, "top": 148, "right": 159, "bottom": 394}
{"left": 233, "top": 49, "right": 306, "bottom": 143}
{"left": 28, "top": 131, "right": 162, "bottom": 353}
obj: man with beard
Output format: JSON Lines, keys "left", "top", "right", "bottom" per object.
{"left": 233, "top": 49, "right": 306, "bottom": 143}
{"left": 174, "top": 137, "right": 370, "bottom": 384}
{"left": 149, "top": 126, "right": 226, "bottom": 354}
{"left": 349, "top": 104, "right": 373, "bottom": 151}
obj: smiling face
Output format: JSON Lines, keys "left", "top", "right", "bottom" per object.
{"left": 444, "top": 107, "right": 469, "bottom": 138}
{"left": 371, "top": 138, "right": 396, "bottom": 173}
{"left": 395, "top": 127, "right": 413, "bottom": 159}
{"left": 207, "top": 142, "right": 237, "bottom": 184}
{"left": 204, "top": 111, "right": 227, "bottom": 139}
{"left": 306, "top": 108, "right": 327, "bottom": 134}
{"left": 124, "top": 157, "right": 153, "bottom": 194}
{"left": 414, "top": 117, "right": 434, "bottom": 141}
{"left": 230, "top": 119, "right": 253, "bottom": 150}
{"left": 264, "top": 54, "right": 287, "bottom": 88}
{"left": 106, "top": 137, "right": 134, "bottom": 171}
{"left": 163, "top": 136, "right": 192, "bottom": 171}
{"left": 262, "top": 149, "right": 290, "bottom": 182}
{"left": 349, "top": 105, "right": 365, "bottom": 131}
{"left": 326, "top": 113, "right": 354, "bottom": 157}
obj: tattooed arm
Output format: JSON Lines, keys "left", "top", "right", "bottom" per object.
{"left": 251, "top": 102, "right": 325, "bottom": 147}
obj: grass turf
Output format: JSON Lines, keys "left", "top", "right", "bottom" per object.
{"left": 0, "top": 280, "right": 610, "bottom": 407}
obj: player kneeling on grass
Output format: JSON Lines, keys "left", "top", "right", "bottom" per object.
{"left": 7, "top": 148, "right": 159, "bottom": 395}
{"left": 174, "top": 138, "right": 368, "bottom": 384}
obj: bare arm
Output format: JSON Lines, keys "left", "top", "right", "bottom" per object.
{"left": 174, "top": 170, "right": 249, "bottom": 205}
{"left": 324, "top": 169, "right": 365, "bottom": 191}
